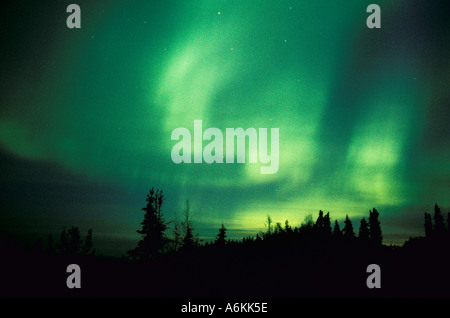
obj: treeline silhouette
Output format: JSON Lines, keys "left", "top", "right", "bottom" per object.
{"left": 0, "top": 188, "right": 449, "bottom": 298}
{"left": 124, "top": 188, "right": 386, "bottom": 262}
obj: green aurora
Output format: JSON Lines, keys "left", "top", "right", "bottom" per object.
{"left": 0, "top": 0, "right": 448, "bottom": 255}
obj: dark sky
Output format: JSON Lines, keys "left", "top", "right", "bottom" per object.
{"left": 0, "top": 0, "right": 448, "bottom": 255}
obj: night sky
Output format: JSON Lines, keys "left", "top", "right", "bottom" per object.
{"left": 1, "top": 0, "right": 448, "bottom": 255}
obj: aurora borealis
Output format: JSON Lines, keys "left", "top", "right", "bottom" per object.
{"left": 1, "top": 0, "right": 448, "bottom": 255}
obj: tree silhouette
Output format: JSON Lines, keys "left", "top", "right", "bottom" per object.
{"left": 273, "top": 222, "right": 285, "bottom": 236}
{"left": 314, "top": 211, "right": 332, "bottom": 238}
{"left": 284, "top": 220, "right": 293, "bottom": 234}
{"left": 369, "top": 208, "right": 382, "bottom": 246}
{"left": 82, "top": 229, "right": 94, "bottom": 255}
{"left": 128, "top": 188, "right": 168, "bottom": 260}
{"left": 433, "top": 203, "right": 445, "bottom": 236}
{"left": 302, "top": 214, "right": 314, "bottom": 229}
{"left": 215, "top": 223, "right": 227, "bottom": 246}
{"left": 182, "top": 200, "right": 196, "bottom": 248}
{"left": 342, "top": 215, "right": 355, "bottom": 239}
{"left": 55, "top": 226, "right": 93, "bottom": 255}
{"left": 424, "top": 212, "right": 433, "bottom": 238}
{"left": 359, "top": 218, "right": 370, "bottom": 243}
{"left": 67, "top": 226, "right": 82, "bottom": 254}
{"left": 333, "top": 220, "right": 342, "bottom": 238}
{"left": 265, "top": 215, "right": 273, "bottom": 236}
{"left": 315, "top": 210, "right": 324, "bottom": 230}
{"left": 323, "top": 212, "right": 332, "bottom": 237}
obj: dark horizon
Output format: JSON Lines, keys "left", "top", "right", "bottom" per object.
{"left": 2, "top": 196, "right": 449, "bottom": 299}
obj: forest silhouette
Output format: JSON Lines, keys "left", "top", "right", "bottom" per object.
{"left": 1, "top": 188, "right": 449, "bottom": 298}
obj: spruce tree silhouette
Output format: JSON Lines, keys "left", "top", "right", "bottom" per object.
{"left": 315, "top": 210, "right": 324, "bottom": 230}
{"left": 215, "top": 223, "right": 227, "bottom": 246}
{"left": 82, "top": 229, "right": 94, "bottom": 255}
{"left": 128, "top": 188, "right": 168, "bottom": 260}
{"left": 333, "top": 220, "right": 342, "bottom": 238}
{"left": 323, "top": 212, "right": 332, "bottom": 237}
{"left": 182, "top": 199, "right": 196, "bottom": 248}
{"left": 369, "top": 208, "right": 382, "bottom": 246}
{"left": 359, "top": 218, "right": 370, "bottom": 243}
{"left": 67, "top": 226, "right": 82, "bottom": 254}
{"left": 342, "top": 215, "right": 355, "bottom": 239}
{"left": 433, "top": 203, "right": 445, "bottom": 237}
{"left": 424, "top": 212, "right": 433, "bottom": 238}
